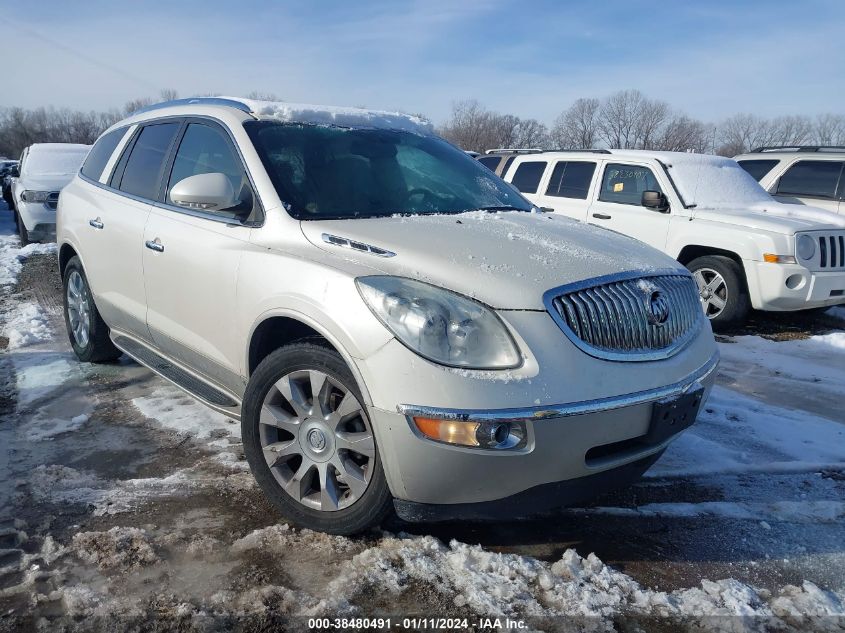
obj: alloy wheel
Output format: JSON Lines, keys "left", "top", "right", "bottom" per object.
{"left": 693, "top": 268, "right": 728, "bottom": 319}
{"left": 66, "top": 270, "right": 92, "bottom": 348}
{"left": 258, "top": 369, "right": 375, "bottom": 512}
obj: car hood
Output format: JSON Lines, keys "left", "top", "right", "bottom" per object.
{"left": 19, "top": 174, "right": 76, "bottom": 192}
{"left": 692, "top": 203, "right": 845, "bottom": 233}
{"left": 300, "top": 211, "right": 685, "bottom": 310}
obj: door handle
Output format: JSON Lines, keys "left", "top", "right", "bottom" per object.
{"left": 592, "top": 213, "right": 612, "bottom": 220}
{"left": 145, "top": 238, "right": 165, "bottom": 253}
{"left": 89, "top": 218, "right": 104, "bottom": 229}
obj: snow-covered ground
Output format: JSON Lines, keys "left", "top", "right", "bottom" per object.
{"left": 1, "top": 206, "right": 843, "bottom": 630}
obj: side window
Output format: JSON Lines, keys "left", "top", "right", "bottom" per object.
{"left": 510, "top": 161, "right": 547, "bottom": 194}
{"left": 545, "top": 161, "right": 596, "bottom": 199}
{"left": 499, "top": 156, "right": 516, "bottom": 177}
{"left": 166, "top": 123, "right": 252, "bottom": 214}
{"left": 736, "top": 159, "right": 778, "bottom": 182}
{"left": 598, "top": 163, "right": 662, "bottom": 206}
{"left": 477, "top": 156, "right": 500, "bottom": 171}
{"left": 81, "top": 128, "right": 126, "bottom": 181}
{"left": 776, "top": 161, "right": 843, "bottom": 199}
{"left": 116, "top": 122, "right": 181, "bottom": 200}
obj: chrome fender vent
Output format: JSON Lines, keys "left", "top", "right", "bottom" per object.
{"left": 321, "top": 233, "right": 396, "bottom": 258}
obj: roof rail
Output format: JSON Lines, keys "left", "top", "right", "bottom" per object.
{"left": 750, "top": 145, "right": 845, "bottom": 153}
{"left": 130, "top": 97, "right": 253, "bottom": 116}
{"left": 485, "top": 148, "right": 543, "bottom": 154}
{"left": 541, "top": 148, "right": 611, "bottom": 154}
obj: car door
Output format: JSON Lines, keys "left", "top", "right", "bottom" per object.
{"left": 533, "top": 160, "right": 597, "bottom": 222}
{"left": 771, "top": 159, "right": 844, "bottom": 213}
{"left": 77, "top": 121, "right": 182, "bottom": 342}
{"left": 587, "top": 161, "right": 671, "bottom": 251}
{"left": 142, "top": 119, "right": 260, "bottom": 394}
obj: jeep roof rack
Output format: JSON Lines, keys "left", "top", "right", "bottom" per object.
{"left": 484, "top": 148, "right": 543, "bottom": 154}
{"left": 749, "top": 145, "right": 845, "bottom": 153}
{"left": 541, "top": 149, "right": 611, "bottom": 154}
{"left": 131, "top": 97, "right": 253, "bottom": 116}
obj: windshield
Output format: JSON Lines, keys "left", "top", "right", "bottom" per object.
{"left": 244, "top": 121, "right": 531, "bottom": 219}
{"left": 25, "top": 147, "right": 90, "bottom": 176}
{"left": 665, "top": 155, "right": 774, "bottom": 210}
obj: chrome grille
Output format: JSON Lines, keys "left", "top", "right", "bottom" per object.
{"left": 545, "top": 272, "right": 703, "bottom": 361}
{"left": 819, "top": 234, "right": 845, "bottom": 268}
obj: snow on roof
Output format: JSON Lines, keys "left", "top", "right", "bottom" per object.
{"left": 229, "top": 97, "right": 434, "bottom": 135}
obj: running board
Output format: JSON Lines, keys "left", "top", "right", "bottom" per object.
{"left": 113, "top": 335, "right": 240, "bottom": 409}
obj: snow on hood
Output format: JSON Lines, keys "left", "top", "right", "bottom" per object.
{"left": 18, "top": 174, "right": 77, "bottom": 193}
{"left": 693, "top": 203, "right": 845, "bottom": 234}
{"left": 228, "top": 97, "right": 434, "bottom": 136}
{"left": 300, "top": 211, "right": 685, "bottom": 310}
{"left": 24, "top": 144, "right": 90, "bottom": 177}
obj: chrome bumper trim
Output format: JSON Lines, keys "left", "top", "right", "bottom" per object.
{"left": 397, "top": 351, "right": 719, "bottom": 423}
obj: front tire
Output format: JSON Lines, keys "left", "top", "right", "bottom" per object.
{"left": 242, "top": 342, "right": 393, "bottom": 535}
{"left": 15, "top": 211, "right": 30, "bottom": 246}
{"left": 687, "top": 255, "right": 750, "bottom": 329}
{"left": 62, "top": 256, "right": 122, "bottom": 362}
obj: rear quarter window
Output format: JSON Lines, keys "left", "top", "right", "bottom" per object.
{"left": 776, "top": 160, "right": 844, "bottom": 199}
{"left": 737, "top": 159, "right": 779, "bottom": 182}
{"left": 510, "top": 161, "right": 547, "bottom": 194}
{"left": 81, "top": 128, "right": 127, "bottom": 181}
{"left": 477, "top": 156, "right": 500, "bottom": 171}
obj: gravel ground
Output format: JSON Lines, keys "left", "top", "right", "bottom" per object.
{"left": 1, "top": 212, "right": 844, "bottom": 631}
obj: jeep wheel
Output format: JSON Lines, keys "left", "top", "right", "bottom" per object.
{"left": 687, "top": 255, "right": 750, "bottom": 328}
{"left": 242, "top": 342, "right": 393, "bottom": 535}
{"left": 62, "top": 256, "right": 122, "bottom": 362}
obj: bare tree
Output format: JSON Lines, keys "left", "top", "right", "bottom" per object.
{"left": 656, "top": 115, "right": 709, "bottom": 152}
{"left": 814, "top": 113, "right": 845, "bottom": 145}
{"left": 246, "top": 91, "right": 281, "bottom": 101}
{"left": 551, "top": 98, "right": 600, "bottom": 149}
{"left": 159, "top": 88, "right": 179, "bottom": 102}
{"left": 598, "top": 89, "right": 647, "bottom": 149}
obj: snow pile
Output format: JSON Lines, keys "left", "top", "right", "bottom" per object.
{"left": 328, "top": 534, "right": 845, "bottom": 624}
{"left": 5, "top": 301, "right": 51, "bottom": 349}
{"left": 72, "top": 527, "right": 159, "bottom": 570}
{"left": 231, "top": 97, "right": 434, "bottom": 136}
{"left": 232, "top": 523, "right": 365, "bottom": 557}
{"left": 0, "top": 224, "right": 57, "bottom": 287}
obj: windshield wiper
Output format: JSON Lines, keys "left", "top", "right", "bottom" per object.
{"left": 473, "top": 205, "right": 528, "bottom": 212}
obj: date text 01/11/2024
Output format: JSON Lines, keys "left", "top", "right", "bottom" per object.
{"left": 307, "top": 617, "right": 529, "bottom": 630}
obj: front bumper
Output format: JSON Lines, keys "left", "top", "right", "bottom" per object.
{"left": 368, "top": 350, "right": 718, "bottom": 510}
{"left": 746, "top": 261, "right": 845, "bottom": 311}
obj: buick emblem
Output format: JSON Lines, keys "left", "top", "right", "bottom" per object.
{"left": 646, "top": 290, "right": 671, "bottom": 326}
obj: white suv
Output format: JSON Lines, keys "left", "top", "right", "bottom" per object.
{"left": 735, "top": 146, "right": 844, "bottom": 215}
{"left": 57, "top": 98, "right": 717, "bottom": 534}
{"left": 12, "top": 143, "right": 91, "bottom": 244}
{"left": 500, "top": 150, "right": 845, "bottom": 327}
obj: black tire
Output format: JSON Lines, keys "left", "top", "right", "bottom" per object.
{"left": 62, "top": 256, "right": 122, "bottom": 363}
{"left": 687, "top": 255, "right": 750, "bottom": 329}
{"left": 15, "top": 211, "right": 30, "bottom": 246}
{"left": 242, "top": 342, "right": 393, "bottom": 535}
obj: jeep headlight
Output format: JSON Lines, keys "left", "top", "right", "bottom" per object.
{"left": 356, "top": 276, "right": 521, "bottom": 369}
{"left": 796, "top": 234, "right": 816, "bottom": 261}
{"left": 21, "top": 190, "right": 50, "bottom": 203}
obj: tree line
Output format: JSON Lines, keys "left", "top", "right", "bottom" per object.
{"left": 1, "top": 88, "right": 843, "bottom": 159}
{"left": 438, "top": 90, "right": 845, "bottom": 156}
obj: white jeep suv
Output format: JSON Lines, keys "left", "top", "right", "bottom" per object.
{"left": 735, "top": 146, "right": 844, "bottom": 215}
{"left": 12, "top": 143, "right": 91, "bottom": 244}
{"left": 500, "top": 150, "right": 845, "bottom": 327}
{"left": 57, "top": 98, "right": 717, "bottom": 534}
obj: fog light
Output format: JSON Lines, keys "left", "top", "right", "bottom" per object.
{"left": 412, "top": 417, "right": 526, "bottom": 449}
{"left": 785, "top": 274, "right": 806, "bottom": 290}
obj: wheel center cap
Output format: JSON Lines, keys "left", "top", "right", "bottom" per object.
{"left": 307, "top": 428, "right": 327, "bottom": 451}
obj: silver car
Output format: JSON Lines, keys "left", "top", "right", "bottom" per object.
{"left": 57, "top": 97, "right": 718, "bottom": 534}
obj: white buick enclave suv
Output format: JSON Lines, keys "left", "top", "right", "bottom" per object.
{"left": 57, "top": 98, "right": 718, "bottom": 534}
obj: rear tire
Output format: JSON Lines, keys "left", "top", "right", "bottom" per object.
{"left": 62, "top": 256, "right": 122, "bottom": 362}
{"left": 687, "top": 255, "right": 750, "bottom": 329}
{"left": 242, "top": 342, "right": 393, "bottom": 535}
{"left": 15, "top": 211, "right": 30, "bottom": 246}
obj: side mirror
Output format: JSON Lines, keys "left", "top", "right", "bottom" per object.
{"left": 641, "top": 190, "right": 669, "bottom": 212}
{"left": 170, "top": 172, "right": 238, "bottom": 211}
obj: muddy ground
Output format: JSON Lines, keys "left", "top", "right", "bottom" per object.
{"left": 1, "top": 232, "right": 844, "bottom": 631}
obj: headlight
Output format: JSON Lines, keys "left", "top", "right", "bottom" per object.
{"left": 356, "top": 276, "right": 521, "bottom": 369}
{"left": 21, "top": 190, "right": 50, "bottom": 203}
{"left": 796, "top": 234, "right": 816, "bottom": 261}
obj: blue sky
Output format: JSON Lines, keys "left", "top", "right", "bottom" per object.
{"left": 2, "top": 0, "right": 843, "bottom": 125}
